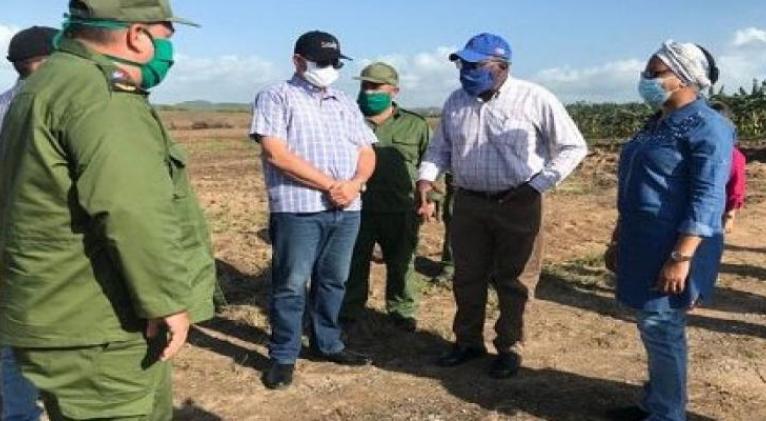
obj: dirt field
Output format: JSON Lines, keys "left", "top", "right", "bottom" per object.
{"left": 164, "top": 111, "right": 766, "bottom": 421}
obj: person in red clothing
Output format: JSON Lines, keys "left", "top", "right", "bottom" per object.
{"left": 710, "top": 101, "right": 747, "bottom": 233}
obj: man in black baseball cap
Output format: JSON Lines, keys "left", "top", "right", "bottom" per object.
{"left": 5, "top": 26, "right": 58, "bottom": 79}
{"left": 292, "top": 30, "right": 351, "bottom": 88}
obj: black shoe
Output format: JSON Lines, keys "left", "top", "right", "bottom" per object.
{"left": 604, "top": 405, "right": 650, "bottom": 421}
{"left": 262, "top": 362, "right": 294, "bottom": 390}
{"left": 436, "top": 344, "right": 487, "bottom": 367}
{"left": 489, "top": 351, "right": 521, "bottom": 379}
{"left": 390, "top": 314, "right": 417, "bottom": 332}
{"left": 315, "top": 349, "right": 371, "bottom": 366}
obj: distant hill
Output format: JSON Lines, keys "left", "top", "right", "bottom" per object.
{"left": 157, "top": 100, "right": 251, "bottom": 113}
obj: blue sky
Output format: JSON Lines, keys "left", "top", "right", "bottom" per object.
{"left": 2, "top": 0, "right": 766, "bottom": 106}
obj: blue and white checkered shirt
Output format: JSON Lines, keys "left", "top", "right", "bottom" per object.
{"left": 0, "top": 80, "right": 23, "bottom": 127}
{"left": 250, "top": 75, "right": 377, "bottom": 213}
{"left": 418, "top": 77, "right": 587, "bottom": 193}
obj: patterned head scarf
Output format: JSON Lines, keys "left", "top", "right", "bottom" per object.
{"left": 654, "top": 40, "right": 713, "bottom": 90}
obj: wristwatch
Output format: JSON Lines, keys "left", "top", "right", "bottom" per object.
{"left": 670, "top": 250, "right": 693, "bottom": 262}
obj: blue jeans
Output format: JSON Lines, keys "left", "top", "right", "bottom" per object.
{"left": 268, "top": 211, "right": 361, "bottom": 364}
{"left": 637, "top": 309, "right": 688, "bottom": 421}
{"left": 1, "top": 347, "right": 42, "bottom": 421}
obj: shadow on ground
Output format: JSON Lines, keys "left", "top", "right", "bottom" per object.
{"left": 188, "top": 258, "right": 723, "bottom": 420}
{"left": 536, "top": 265, "right": 766, "bottom": 339}
{"left": 174, "top": 399, "right": 223, "bottom": 420}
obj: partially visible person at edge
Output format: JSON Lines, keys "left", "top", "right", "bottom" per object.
{"left": 340, "top": 62, "right": 432, "bottom": 335}
{"left": 416, "top": 33, "right": 587, "bottom": 379}
{"left": 0, "top": 24, "right": 57, "bottom": 421}
{"left": 431, "top": 172, "right": 455, "bottom": 284}
{"left": 0, "top": 1, "right": 216, "bottom": 419}
{"left": 710, "top": 101, "right": 747, "bottom": 234}
{"left": 605, "top": 41, "right": 734, "bottom": 421}
{"left": 249, "top": 30, "right": 377, "bottom": 391}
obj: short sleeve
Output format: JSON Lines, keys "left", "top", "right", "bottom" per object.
{"left": 250, "top": 88, "right": 289, "bottom": 141}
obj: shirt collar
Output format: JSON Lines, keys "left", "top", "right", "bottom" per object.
{"left": 289, "top": 73, "right": 338, "bottom": 100}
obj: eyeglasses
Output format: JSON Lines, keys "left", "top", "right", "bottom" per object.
{"left": 296, "top": 55, "right": 344, "bottom": 69}
{"left": 454, "top": 59, "right": 504, "bottom": 70}
{"left": 641, "top": 69, "right": 674, "bottom": 79}
{"left": 318, "top": 59, "right": 344, "bottom": 69}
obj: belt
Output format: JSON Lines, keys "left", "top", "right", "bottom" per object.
{"left": 458, "top": 182, "right": 535, "bottom": 203}
{"left": 458, "top": 187, "right": 514, "bottom": 202}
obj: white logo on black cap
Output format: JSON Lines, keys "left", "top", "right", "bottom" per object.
{"left": 321, "top": 41, "right": 339, "bottom": 50}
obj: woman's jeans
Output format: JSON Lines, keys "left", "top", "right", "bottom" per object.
{"left": 637, "top": 309, "right": 688, "bottom": 421}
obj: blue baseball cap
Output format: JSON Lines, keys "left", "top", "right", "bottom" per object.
{"left": 449, "top": 33, "right": 512, "bottom": 63}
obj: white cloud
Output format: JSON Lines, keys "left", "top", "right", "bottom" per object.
{"left": 530, "top": 59, "right": 644, "bottom": 103}
{"left": 151, "top": 53, "right": 281, "bottom": 104}
{"left": 526, "top": 27, "right": 766, "bottom": 103}
{"left": 0, "top": 24, "right": 20, "bottom": 89}
{"left": 718, "top": 27, "right": 766, "bottom": 94}
{"left": 0, "top": 24, "right": 18, "bottom": 51}
{"left": 732, "top": 27, "right": 766, "bottom": 47}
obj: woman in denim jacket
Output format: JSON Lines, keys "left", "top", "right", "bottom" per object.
{"left": 607, "top": 41, "right": 735, "bottom": 421}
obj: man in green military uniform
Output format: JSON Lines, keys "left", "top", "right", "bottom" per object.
{"left": 341, "top": 62, "right": 432, "bottom": 333}
{"left": 0, "top": 1, "right": 215, "bottom": 419}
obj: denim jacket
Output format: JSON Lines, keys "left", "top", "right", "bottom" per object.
{"left": 616, "top": 98, "right": 735, "bottom": 310}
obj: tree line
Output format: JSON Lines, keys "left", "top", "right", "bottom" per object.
{"left": 566, "top": 79, "right": 766, "bottom": 143}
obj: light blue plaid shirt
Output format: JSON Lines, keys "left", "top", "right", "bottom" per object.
{"left": 0, "top": 80, "right": 23, "bottom": 127}
{"left": 250, "top": 75, "right": 377, "bottom": 213}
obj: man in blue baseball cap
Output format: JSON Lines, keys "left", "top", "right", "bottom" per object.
{"left": 416, "top": 33, "right": 587, "bottom": 379}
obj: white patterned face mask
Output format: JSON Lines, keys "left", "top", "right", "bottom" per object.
{"left": 302, "top": 61, "right": 340, "bottom": 88}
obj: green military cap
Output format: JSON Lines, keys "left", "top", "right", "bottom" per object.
{"left": 68, "top": 0, "right": 199, "bottom": 27}
{"left": 354, "top": 62, "right": 399, "bottom": 87}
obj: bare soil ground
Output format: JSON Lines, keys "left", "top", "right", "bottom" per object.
{"left": 168, "top": 111, "right": 764, "bottom": 420}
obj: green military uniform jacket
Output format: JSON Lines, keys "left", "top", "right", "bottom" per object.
{"left": 363, "top": 105, "right": 431, "bottom": 212}
{"left": 0, "top": 38, "right": 215, "bottom": 347}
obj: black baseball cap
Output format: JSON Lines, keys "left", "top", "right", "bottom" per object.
{"left": 7, "top": 26, "right": 59, "bottom": 63}
{"left": 294, "top": 30, "right": 351, "bottom": 63}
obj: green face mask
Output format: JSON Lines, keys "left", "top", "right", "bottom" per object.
{"left": 54, "top": 17, "right": 175, "bottom": 90}
{"left": 357, "top": 91, "right": 392, "bottom": 116}
{"left": 108, "top": 32, "right": 175, "bottom": 90}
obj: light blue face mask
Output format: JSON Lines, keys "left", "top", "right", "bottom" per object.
{"left": 638, "top": 76, "right": 671, "bottom": 109}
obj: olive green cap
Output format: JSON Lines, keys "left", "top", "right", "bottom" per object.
{"left": 68, "top": 0, "right": 200, "bottom": 27}
{"left": 354, "top": 62, "right": 399, "bottom": 87}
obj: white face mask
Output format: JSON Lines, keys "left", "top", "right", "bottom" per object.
{"left": 302, "top": 61, "right": 340, "bottom": 88}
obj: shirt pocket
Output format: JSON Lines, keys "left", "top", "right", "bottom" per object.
{"left": 486, "top": 115, "right": 537, "bottom": 161}
{"left": 391, "top": 137, "right": 420, "bottom": 164}
{"left": 167, "top": 143, "right": 190, "bottom": 199}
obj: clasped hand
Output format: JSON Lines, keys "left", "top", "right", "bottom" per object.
{"left": 327, "top": 180, "right": 361, "bottom": 208}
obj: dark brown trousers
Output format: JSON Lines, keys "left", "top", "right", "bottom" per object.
{"left": 450, "top": 188, "right": 544, "bottom": 352}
